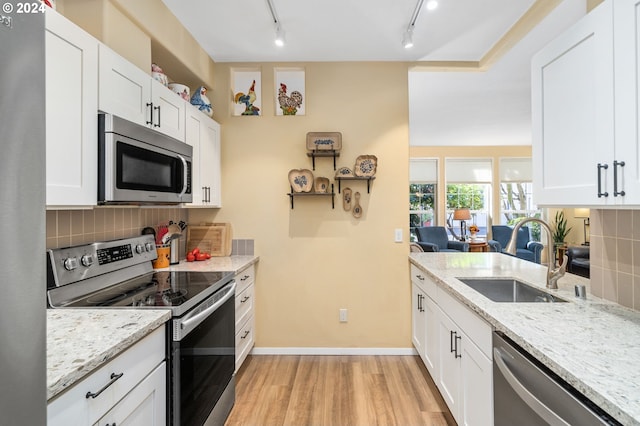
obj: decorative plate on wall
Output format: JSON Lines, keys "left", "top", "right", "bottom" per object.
{"left": 306, "top": 132, "right": 342, "bottom": 151}
{"left": 354, "top": 155, "right": 377, "bottom": 177}
{"left": 335, "top": 167, "right": 354, "bottom": 178}
{"left": 314, "top": 177, "right": 330, "bottom": 193}
{"left": 288, "top": 169, "right": 314, "bottom": 192}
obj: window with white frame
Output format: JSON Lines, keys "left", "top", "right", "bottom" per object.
{"left": 499, "top": 158, "right": 542, "bottom": 240}
{"left": 409, "top": 159, "right": 437, "bottom": 241}
{"left": 445, "top": 159, "right": 491, "bottom": 239}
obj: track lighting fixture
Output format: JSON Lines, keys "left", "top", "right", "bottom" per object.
{"left": 403, "top": 0, "right": 438, "bottom": 48}
{"left": 275, "top": 24, "right": 286, "bottom": 47}
{"left": 266, "top": 0, "right": 285, "bottom": 47}
{"left": 402, "top": 28, "right": 414, "bottom": 49}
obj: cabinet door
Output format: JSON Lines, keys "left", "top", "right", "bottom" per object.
{"left": 45, "top": 9, "right": 98, "bottom": 207}
{"left": 151, "top": 79, "right": 186, "bottom": 141}
{"left": 614, "top": 0, "right": 640, "bottom": 204}
{"left": 201, "top": 118, "right": 222, "bottom": 207}
{"left": 95, "top": 362, "right": 166, "bottom": 426}
{"left": 437, "top": 310, "right": 461, "bottom": 422}
{"left": 532, "top": 1, "right": 614, "bottom": 206}
{"left": 460, "top": 335, "right": 493, "bottom": 426}
{"left": 411, "top": 283, "right": 426, "bottom": 360}
{"left": 185, "top": 107, "right": 204, "bottom": 205}
{"left": 98, "top": 44, "right": 152, "bottom": 127}
{"left": 423, "top": 294, "right": 439, "bottom": 381}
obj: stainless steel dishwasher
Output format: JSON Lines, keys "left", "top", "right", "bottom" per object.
{"left": 493, "top": 332, "right": 621, "bottom": 425}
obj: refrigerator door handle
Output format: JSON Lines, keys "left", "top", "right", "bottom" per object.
{"left": 493, "top": 347, "right": 571, "bottom": 426}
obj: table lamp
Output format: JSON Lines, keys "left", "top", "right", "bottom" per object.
{"left": 453, "top": 208, "right": 471, "bottom": 241}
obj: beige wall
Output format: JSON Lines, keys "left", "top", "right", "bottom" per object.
{"left": 189, "top": 62, "right": 411, "bottom": 348}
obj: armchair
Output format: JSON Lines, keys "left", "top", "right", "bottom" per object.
{"left": 566, "top": 246, "right": 590, "bottom": 278}
{"left": 489, "top": 225, "right": 543, "bottom": 264}
{"left": 415, "top": 226, "right": 469, "bottom": 252}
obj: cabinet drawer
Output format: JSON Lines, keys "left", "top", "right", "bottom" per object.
{"left": 236, "top": 264, "right": 255, "bottom": 294}
{"left": 48, "top": 326, "right": 165, "bottom": 426}
{"left": 437, "top": 288, "right": 492, "bottom": 359}
{"left": 235, "top": 315, "right": 254, "bottom": 371}
{"left": 235, "top": 284, "right": 254, "bottom": 330}
{"left": 411, "top": 264, "right": 437, "bottom": 299}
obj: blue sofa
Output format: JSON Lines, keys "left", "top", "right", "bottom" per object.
{"left": 415, "top": 226, "right": 469, "bottom": 252}
{"left": 488, "top": 225, "right": 543, "bottom": 264}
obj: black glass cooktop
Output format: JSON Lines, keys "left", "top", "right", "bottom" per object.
{"left": 65, "top": 271, "right": 233, "bottom": 316}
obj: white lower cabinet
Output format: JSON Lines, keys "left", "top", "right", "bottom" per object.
{"left": 47, "top": 326, "right": 166, "bottom": 426}
{"left": 235, "top": 264, "right": 256, "bottom": 371}
{"left": 94, "top": 362, "right": 166, "bottom": 426}
{"left": 410, "top": 265, "right": 493, "bottom": 426}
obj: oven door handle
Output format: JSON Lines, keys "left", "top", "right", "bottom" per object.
{"left": 494, "top": 347, "right": 571, "bottom": 426}
{"left": 180, "top": 281, "right": 236, "bottom": 333}
{"left": 177, "top": 154, "right": 188, "bottom": 198}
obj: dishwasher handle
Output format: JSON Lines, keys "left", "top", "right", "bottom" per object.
{"left": 493, "top": 347, "right": 571, "bottom": 426}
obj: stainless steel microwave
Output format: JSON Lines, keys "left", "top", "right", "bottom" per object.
{"left": 98, "top": 113, "right": 192, "bottom": 205}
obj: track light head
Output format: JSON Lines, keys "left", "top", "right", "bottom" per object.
{"left": 402, "top": 28, "right": 414, "bottom": 49}
{"left": 275, "top": 24, "right": 286, "bottom": 47}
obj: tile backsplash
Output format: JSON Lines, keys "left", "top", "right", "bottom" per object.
{"left": 590, "top": 209, "right": 640, "bottom": 310}
{"left": 46, "top": 207, "right": 188, "bottom": 249}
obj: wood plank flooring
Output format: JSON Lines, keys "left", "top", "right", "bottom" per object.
{"left": 225, "top": 355, "right": 455, "bottom": 426}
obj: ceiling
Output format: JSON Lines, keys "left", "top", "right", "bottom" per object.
{"left": 161, "top": 0, "right": 540, "bottom": 63}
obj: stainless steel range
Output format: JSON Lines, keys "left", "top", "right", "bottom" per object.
{"left": 47, "top": 235, "right": 236, "bottom": 426}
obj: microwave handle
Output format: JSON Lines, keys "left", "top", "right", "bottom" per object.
{"left": 177, "top": 154, "right": 188, "bottom": 198}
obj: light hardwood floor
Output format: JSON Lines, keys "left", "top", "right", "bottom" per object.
{"left": 225, "top": 355, "right": 455, "bottom": 426}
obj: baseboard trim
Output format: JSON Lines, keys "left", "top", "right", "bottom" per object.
{"left": 251, "top": 347, "right": 418, "bottom": 356}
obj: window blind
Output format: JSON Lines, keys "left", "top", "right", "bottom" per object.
{"left": 445, "top": 159, "right": 492, "bottom": 183}
{"left": 500, "top": 158, "right": 532, "bottom": 182}
{"left": 410, "top": 158, "right": 438, "bottom": 183}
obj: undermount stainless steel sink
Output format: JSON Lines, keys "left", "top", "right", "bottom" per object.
{"left": 457, "top": 278, "right": 568, "bottom": 303}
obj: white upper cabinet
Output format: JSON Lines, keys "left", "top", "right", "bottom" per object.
{"left": 98, "top": 45, "right": 185, "bottom": 142}
{"left": 45, "top": 9, "right": 98, "bottom": 207}
{"left": 185, "top": 104, "right": 221, "bottom": 207}
{"left": 612, "top": 0, "right": 640, "bottom": 205}
{"left": 533, "top": 0, "right": 640, "bottom": 206}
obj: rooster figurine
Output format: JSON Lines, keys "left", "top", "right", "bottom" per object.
{"left": 190, "top": 86, "right": 213, "bottom": 117}
{"left": 234, "top": 80, "right": 260, "bottom": 115}
{"left": 277, "top": 83, "right": 303, "bottom": 115}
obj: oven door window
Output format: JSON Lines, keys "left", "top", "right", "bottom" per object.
{"left": 171, "top": 296, "right": 235, "bottom": 425}
{"left": 116, "top": 141, "right": 188, "bottom": 193}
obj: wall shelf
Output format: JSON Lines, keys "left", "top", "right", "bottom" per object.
{"left": 287, "top": 184, "right": 335, "bottom": 209}
{"left": 335, "top": 176, "right": 375, "bottom": 193}
{"left": 306, "top": 150, "right": 340, "bottom": 170}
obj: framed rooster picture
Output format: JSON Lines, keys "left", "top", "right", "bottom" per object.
{"left": 275, "top": 67, "right": 305, "bottom": 116}
{"left": 231, "top": 68, "right": 262, "bottom": 116}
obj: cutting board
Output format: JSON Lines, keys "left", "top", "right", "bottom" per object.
{"left": 187, "top": 223, "right": 233, "bottom": 257}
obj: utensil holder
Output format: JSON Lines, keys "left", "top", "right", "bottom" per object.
{"left": 152, "top": 245, "right": 170, "bottom": 269}
{"left": 170, "top": 238, "right": 180, "bottom": 265}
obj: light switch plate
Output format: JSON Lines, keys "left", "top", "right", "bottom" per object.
{"left": 394, "top": 228, "right": 403, "bottom": 243}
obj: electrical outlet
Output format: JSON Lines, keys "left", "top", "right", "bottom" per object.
{"left": 339, "top": 308, "right": 348, "bottom": 323}
{"left": 394, "top": 228, "right": 403, "bottom": 243}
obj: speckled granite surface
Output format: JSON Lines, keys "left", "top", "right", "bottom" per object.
{"left": 47, "top": 309, "right": 170, "bottom": 400}
{"left": 157, "top": 255, "right": 258, "bottom": 274}
{"left": 409, "top": 252, "right": 640, "bottom": 426}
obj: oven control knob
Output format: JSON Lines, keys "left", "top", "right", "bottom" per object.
{"left": 80, "top": 254, "right": 94, "bottom": 267}
{"left": 63, "top": 257, "right": 78, "bottom": 271}
{"left": 135, "top": 244, "right": 144, "bottom": 254}
{"left": 145, "top": 242, "right": 155, "bottom": 252}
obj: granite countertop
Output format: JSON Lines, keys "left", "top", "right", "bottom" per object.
{"left": 47, "top": 309, "right": 171, "bottom": 401}
{"left": 156, "top": 255, "right": 259, "bottom": 274}
{"left": 409, "top": 252, "right": 640, "bottom": 425}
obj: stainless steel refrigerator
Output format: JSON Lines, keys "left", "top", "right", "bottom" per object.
{"left": 0, "top": 3, "right": 46, "bottom": 424}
